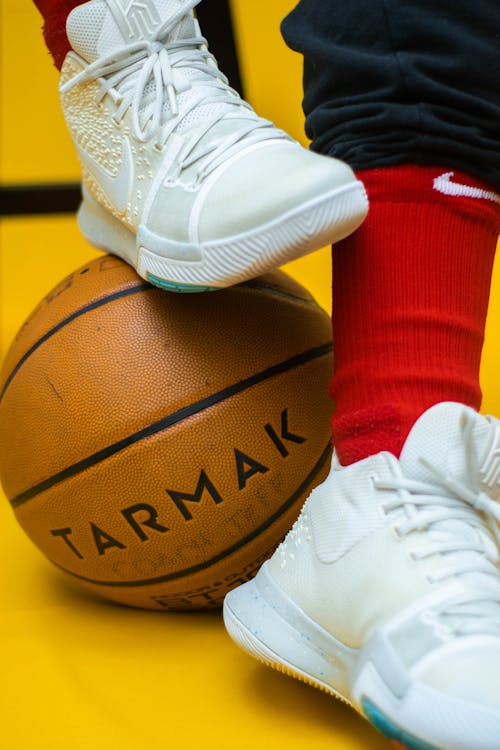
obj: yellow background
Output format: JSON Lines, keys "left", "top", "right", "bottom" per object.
{"left": 0, "top": 2, "right": 499, "bottom": 749}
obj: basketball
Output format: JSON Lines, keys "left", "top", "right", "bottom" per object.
{"left": 0, "top": 256, "right": 333, "bottom": 610}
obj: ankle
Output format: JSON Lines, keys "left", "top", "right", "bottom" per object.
{"left": 330, "top": 164, "right": 500, "bottom": 466}
{"left": 33, "top": 0, "right": 84, "bottom": 69}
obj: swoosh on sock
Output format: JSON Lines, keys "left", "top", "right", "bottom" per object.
{"left": 433, "top": 172, "right": 500, "bottom": 205}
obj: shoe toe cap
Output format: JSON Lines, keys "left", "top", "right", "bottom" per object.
{"left": 196, "top": 143, "right": 358, "bottom": 242}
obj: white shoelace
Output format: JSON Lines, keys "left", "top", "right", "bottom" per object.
{"left": 374, "top": 420, "right": 500, "bottom": 637}
{"left": 60, "top": 1, "right": 286, "bottom": 185}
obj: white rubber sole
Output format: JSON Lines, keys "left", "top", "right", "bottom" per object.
{"left": 223, "top": 563, "right": 357, "bottom": 705}
{"left": 78, "top": 180, "right": 368, "bottom": 292}
{"left": 223, "top": 565, "right": 500, "bottom": 750}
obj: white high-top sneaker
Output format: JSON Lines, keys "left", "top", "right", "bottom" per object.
{"left": 59, "top": 0, "right": 368, "bottom": 292}
{"left": 224, "top": 402, "right": 500, "bottom": 750}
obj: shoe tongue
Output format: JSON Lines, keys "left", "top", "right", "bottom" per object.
{"left": 399, "top": 402, "right": 500, "bottom": 555}
{"left": 67, "top": 0, "right": 196, "bottom": 62}
{"left": 400, "top": 402, "right": 497, "bottom": 494}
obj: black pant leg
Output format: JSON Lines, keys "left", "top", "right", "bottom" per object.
{"left": 281, "top": 0, "right": 500, "bottom": 187}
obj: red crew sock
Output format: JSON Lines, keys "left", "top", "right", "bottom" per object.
{"left": 331, "top": 164, "right": 500, "bottom": 466}
{"left": 33, "top": 0, "right": 85, "bottom": 69}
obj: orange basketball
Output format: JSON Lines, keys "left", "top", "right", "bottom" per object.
{"left": 0, "top": 256, "right": 333, "bottom": 610}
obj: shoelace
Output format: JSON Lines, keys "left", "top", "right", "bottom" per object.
{"left": 60, "top": 0, "right": 286, "bottom": 185}
{"left": 374, "top": 458, "right": 500, "bottom": 637}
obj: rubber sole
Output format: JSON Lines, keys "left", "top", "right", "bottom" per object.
{"left": 362, "top": 699, "right": 439, "bottom": 750}
{"left": 223, "top": 570, "right": 440, "bottom": 750}
{"left": 78, "top": 180, "right": 368, "bottom": 292}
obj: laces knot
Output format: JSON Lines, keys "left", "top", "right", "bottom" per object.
{"left": 60, "top": 3, "right": 286, "bottom": 186}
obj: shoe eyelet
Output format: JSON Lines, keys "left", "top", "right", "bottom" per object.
{"left": 390, "top": 523, "right": 403, "bottom": 540}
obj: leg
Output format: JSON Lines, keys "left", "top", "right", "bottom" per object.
{"left": 33, "top": 0, "right": 79, "bottom": 68}
{"left": 281, "top": 0, "right": 500, "bottom": 183}
{"left": 330, "top": 164, "right": 499, "bottom": 463}
{"left": 225, "top": 3, "right": 500, "bottom": 748}
{"left": 281, "top": 0, "right": 500, "bottom": 463}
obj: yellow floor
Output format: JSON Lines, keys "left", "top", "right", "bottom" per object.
{"left": 2, "top": 2, "right": 500, "bottom": 750}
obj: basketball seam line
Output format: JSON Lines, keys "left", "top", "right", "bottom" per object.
{"left": 9, "top": 342, "right": 333, "bottom": 508}
{"left": 0, "top": 282, "right": 151, "bottom": 404}
{"left": 0, "top": 280, "right": 324, "bottom": 404}
{"left": 50, "top": 442, "right": 332, "bottom": 588}
{"left": 241, "top": 280, "right": 319, "bottom": 308}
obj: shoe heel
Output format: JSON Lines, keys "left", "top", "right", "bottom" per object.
{"left": 77, "top": 190, "right": 138, "bottom": 267}
{"left": 223, "top": 566, "right": 353, "bottom": 702}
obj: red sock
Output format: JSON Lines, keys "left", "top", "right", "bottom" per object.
{"left": 33, "top": 0, "right": 84, "bottom": 69}
{"left": 331, "top": 164, "right": 500, "bottom": 466}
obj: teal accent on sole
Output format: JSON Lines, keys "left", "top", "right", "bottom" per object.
{"left": 362, "top": 698, "right": 439, "bottom": 750}
{"left": 147, "top": 273, "right": 217, "bottom": 293}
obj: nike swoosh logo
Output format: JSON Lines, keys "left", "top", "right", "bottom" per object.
{"left": 433, "top": 172, "right": 500, "bottom": 204}
{"left": 76, "top": 136, "right": 134, "bottom": 214}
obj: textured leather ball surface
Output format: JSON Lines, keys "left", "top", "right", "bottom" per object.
{"left": 0, "top": 256, "right": 333, "bottom": 610}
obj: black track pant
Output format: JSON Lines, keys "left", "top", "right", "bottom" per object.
{"left": 281, "top": 1, "right": 500, "bottom": 188}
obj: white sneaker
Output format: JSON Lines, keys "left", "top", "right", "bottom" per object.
{"left": 224, "top": 402, "right": 500, "bottom": 750}
{"left": 59, "top": 0, "right": 368, "bottom": 292}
